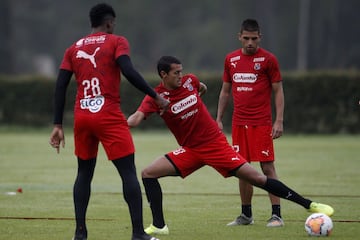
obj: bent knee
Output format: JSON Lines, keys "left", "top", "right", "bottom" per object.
{"left": 238, "top": 172, "right": 267, "bottom": 187}
{"left": 141, "top": 166, "right": 162, "bottom": 178}
{"left": 252, "top": 174, "right": 267, "bottom": 186}
{"left": 141, "top": 168, "right": 151, "bottom": 178}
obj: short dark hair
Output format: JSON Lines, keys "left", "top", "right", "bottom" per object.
{"left": 89, "top": 3, "right": 116, "bottom": 28}
{"left": 157, "top": 56, "right": 181, "bottom": 77}
{"left": 240, "top": 19, "right": 260, "bottom": 33}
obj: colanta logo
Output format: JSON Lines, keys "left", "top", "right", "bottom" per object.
{"left": 233, "top": 73, "right": 257, "bottom": 83}
{"left": 171, "top": 94, "right": 197, "bottom": 114}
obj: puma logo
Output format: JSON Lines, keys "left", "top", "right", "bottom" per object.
{"left": 285, "top": 191, "right": 292, "bottom": 199}
{"left": 76, "top": 47, "right": 100, "bottom": 68}
{"left": 231, "top": 62, "right": 237, "bottom": 68}
{"left": 261, "top": 150, "right": 270, "bottom": 156}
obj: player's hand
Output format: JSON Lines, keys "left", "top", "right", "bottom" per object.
{"left": 272, "top": 120, "right": 283, "bottom": 139}
{"left": 216, "top": 119, "right": 224, "bottom": 131}
{"left": 199, "top": 82, "right": 207, "bottom": 97}
{"left": 155, "top": 93, "right": 170, "bottom": 116}
{"left": 49, "top": 125, "right": 65, "bottom": 153}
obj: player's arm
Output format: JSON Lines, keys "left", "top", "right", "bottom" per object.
{"left": 116, "top": 55, "right": 169, "bottom": 115}
{"left": 53, "top": 69, "right": 72, "bottom": 125}
{"left": 127, "top": 111, "right": 145, "bottom": 128}
{"left": 50, "top": 69, "right": 72, "bottom": 153}
{"left": 199, "top": 82, "right": 207, "bottom": 96}
{"left": 216, "top": 81, "right": 231, "bottom": 130}
{"left": 272, "top": 81, "right": 284, "bottom": 139}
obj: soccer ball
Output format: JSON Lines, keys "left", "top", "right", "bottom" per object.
{"left": 305, "top": 213, "right": 333, "bottom": 237}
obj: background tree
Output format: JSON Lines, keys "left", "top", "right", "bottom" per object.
{"left": 1, "top": 0, "right": 359, "bottom": 76}
{"left": 0, "top": 0, "right": 13, "bottom": 74}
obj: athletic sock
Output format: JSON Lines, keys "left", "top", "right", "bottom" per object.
{"left": 262, "top": 178, "right": 312, "bottom": 209}
{"left": 272, "top": 205, "right": 281, "bottom": 218}
{"left": 142, "top": 178, "right": 166, "bottom": 228}
{"left": 242, "top": 205, "right": 252, "bottom": 218}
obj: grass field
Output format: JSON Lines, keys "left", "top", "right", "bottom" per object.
{"left": 0, "top": 128, "right": 359, "bottom": 239}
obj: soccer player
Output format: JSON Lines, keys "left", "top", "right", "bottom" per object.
{"left": 217, "top": 18, "right": 285, "bottom": 227}
{"left": 49, "top": 3, "right": 167, "bottom": 240}
{"left": 127, "top": 55, "right": 334, "bottom": 235}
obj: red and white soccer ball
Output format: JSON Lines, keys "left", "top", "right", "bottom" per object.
{"left": 305, "top": 213, "right": 333, "bottom": 237}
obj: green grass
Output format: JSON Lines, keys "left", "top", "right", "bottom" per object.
{"left": 0, "top": 129, "right": 359, "bottom": 239}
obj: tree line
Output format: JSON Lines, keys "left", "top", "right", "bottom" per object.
{"left": 0, "top": 0, "right": 359, "bottom": 76}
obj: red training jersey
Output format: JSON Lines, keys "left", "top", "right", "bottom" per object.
{"left": 223, "top": 48, "right": 282, "bottom": 125}
{"left": 138, "top": 74, "right": 222, "bottom": 148}
{"left": 60, "top": 32, "right": 129, "bottom": 115}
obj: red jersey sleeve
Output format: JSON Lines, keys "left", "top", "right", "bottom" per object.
{"left": 60, "top": 47, "right": 74, "bottom": 72}
{"left": 266, "top": 54, "right": 282, "bottom": 83}
{"left": 137, "top": 95, "right": 159, "bottom": 118}
{"left": 114, "top": 36, "right": 130, "bottom": 59}
{"left": 222, "top": 55, "right": 232, "bottom": 83}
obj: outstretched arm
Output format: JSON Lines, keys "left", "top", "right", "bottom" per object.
{"left": 116, "top": 55, "right": 169, "bottom": 115}
{"left": 127, "top": 111, "right": 146, "bottom": 128}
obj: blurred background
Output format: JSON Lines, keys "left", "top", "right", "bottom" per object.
{"left": 0, "top": 0, "right": 359, "bottom": 133}
{"left": 1, "top": 0, "right": 360, "bottom": 75}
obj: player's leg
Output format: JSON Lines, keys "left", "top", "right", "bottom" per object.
{"left": 255, "top": 125, "right": 283, "bottom": 226}
{"left": 143, "top": 147, "right": 201, "bottom": 235}
{"left": 234, "top": 163, "right": 334, "bottom": 216}
{"left": 112, "top": 153, "right": 158, "bottom": 240}
{"left": 142, "top": 155, "right": 179, "bottom": 235}
{"left": 97, "top": 112, "right": 157, "bottom": 239}
{"left": 228, "top": 179, "right": 254, "bottom": 225}
{"left": 73, "top": 157, "right": 96, "bottom": 240}
{"left": 261, "top": 161, "right": 283, "bottom": 227}
{"left": 229, "top": 125, "right": 254, "bottom": 226}
{"left": 72, "top": 114, "right": 99, "bottom": 240}
{"left": 225, "top": 180, "right": 254, "bottom": 226}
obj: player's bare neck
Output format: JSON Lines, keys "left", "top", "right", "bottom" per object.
{"left": 91, "top": 27, "right": 110, "bottom": 34}
{"left": 241, "top": 47, "right": 259, "bottom": 56}
{"left": 162, "top": 81, "right": 177, "bottom": 91}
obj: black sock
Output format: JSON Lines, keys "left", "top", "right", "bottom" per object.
{"left": 112, "top": 155, "right": 144, "bottom": 235}
{"left": 272, "top": 205, "right": 281, "bottom": 218}
{"left": 142, "top": 178, "right": 166, "bottom": 228}
{"left": 242, "top": 205, "right": 252, "bottom": 218}
{"left": 262, "top": 178, "right": 312, "bottom": 209}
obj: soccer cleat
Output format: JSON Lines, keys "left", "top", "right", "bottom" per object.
{"left": 132, "top": 233, "right": 160, "bottom": 240}
{"left": 226, "top": 213, "right": 254, "bottom": 226}
{"left": 266, "top": 214, "right": 284, "bottom": 227}
{"left": 144, "top": 224, "right": 169, "bottom": 235}
{"left": 308, "top": 202, "right": 334, "bottom": 216}
{"left": 72, "top": 235, "right": 87, "bottom": 240}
